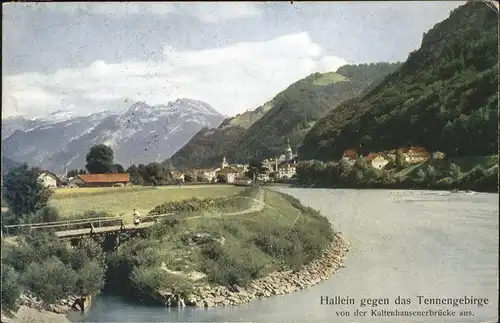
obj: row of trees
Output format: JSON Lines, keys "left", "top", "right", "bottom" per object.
{"left": 126, "top": 163, "right": 173, "bottom": 186}
{"left": 296, "top": 157, "right": 498, "bottom": 192}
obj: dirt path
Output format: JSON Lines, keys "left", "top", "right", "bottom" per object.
{"left": 186, "top": 189, "right": 266, "bottom": 220}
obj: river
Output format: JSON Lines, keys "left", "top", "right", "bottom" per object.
{"left": 69, "top": 188, "right": 499, "bottom": 323}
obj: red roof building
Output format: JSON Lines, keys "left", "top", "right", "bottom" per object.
{"left": 343, "top": 149, "right": 358, "bottom": 159}
{"left": 70, "top": 173, "right": 130, "bottom": 187}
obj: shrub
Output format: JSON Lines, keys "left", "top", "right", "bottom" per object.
{"left": 21, "top": 257, "right": 79, "bottom": 304}
{"left": 75, "top": 261, "right": 106, "bottom": 295}
{"left": 2, "top": 233, "right": 106, "bottom": 306}
{"left": 130, "top": 267, "right": 194, "bottom": 301}
{"left": 1, "top": 264, "right": 22, "bottom": 311}
{"left": 200, "top": 241, "right": 269, "bottom": 286}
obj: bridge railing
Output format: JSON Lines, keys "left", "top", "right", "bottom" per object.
{"left": 2, "top": 213, "right": 175, "bottom": 237}
{"left": 3, "top": 216, "right": 125, "bottom": 236}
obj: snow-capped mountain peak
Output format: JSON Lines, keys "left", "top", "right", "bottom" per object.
{"left": 2, "top": 99, "right": 225, "bottom": 173}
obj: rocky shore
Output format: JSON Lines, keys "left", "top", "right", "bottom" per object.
{"left": 1, "top": 294, "right": 79, "bottom": 323}
{"left": 160, "top": 231, "right": 350, "bottom": 307}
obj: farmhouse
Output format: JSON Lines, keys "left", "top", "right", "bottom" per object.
{"left": 37, "top": 172, "right": 58, "bottom": 189}
{"left": 68, "top": 173, "right": 130, "bottom": 187}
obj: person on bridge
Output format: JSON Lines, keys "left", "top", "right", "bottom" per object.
{"left": 133, "top": 209, "right": 141, "bottom": 226}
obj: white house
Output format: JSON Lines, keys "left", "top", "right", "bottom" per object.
{"left": 216, "top": 167, "right": 239, "bottom": 183}
{"left": 277, "top": 163, "right": 296, "bottom": 179}
{"left": 369, "top": 155, "right": 390, "bottom": 170}
{"left": 432, "top": 151, "right": 446, "bottom": 160}
{"left": 38, "top": 172, "right": 58, "bottom": 189}
{"left": 171, "top": 171, "right": 185, "bottom": 182}
{"left": 202, "top": 169, "right": 217, "bottom": 182}
{"left": 257, "top": 173, "right": 270, "bottom": 182}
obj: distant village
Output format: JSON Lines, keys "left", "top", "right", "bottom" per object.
{"left": 35, "top": 140, "right": 446, "bottom": 190}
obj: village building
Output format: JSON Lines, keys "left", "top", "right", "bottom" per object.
{"left": 365, "top": 154, "right": 391, "bottom": 170}
{"left": 277, "top": 163, "right": 297, "bottom": 179}
{"left": 202, "top": 169, "right": 218, "bottom": 182}
{"left": 257, "top": 173, "right": 270, "bottom": 182}
{"left": 432, "top": 151, "right": 446, "bottom": 160}
{"left": 400, "top": 147, "right": 430, "bottom": 164}
{"left": 265, "top": 138, "right": 299, "bottom": 180}
{"left": 221, "top": 156, "right": 229, "bottom": 170}
{"left": 37, "top": 172, "right": 58, "bottom": 189}
{"left": 171, "top": 171, "right": 185, "bottom": 183}
{"left": 342, "top": 149, "right": 358, "bottom": 165}
{"left": 216, "top": 167, "right": 239, "bottom": 183}
{"left": 382, "top": 149, "right": 397, "bottom": 162}
{"left": 277, "top": 138, "right": 298, "bottom": 163}
{"left": 68, "top": 173, "right": 130, "bottom": 188}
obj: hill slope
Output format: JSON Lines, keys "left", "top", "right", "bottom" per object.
{"left": 169, "top": 63, "right": 401, "bottom": 169}
{"left": 300, "top": 2, "right": 498, "bottom": 161}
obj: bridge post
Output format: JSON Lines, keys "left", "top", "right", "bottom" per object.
{"left": 90, "top": 222, "right": 95, "bottom": 236}
{"left": 120, "top": 219, "right": 125, "bottom": 230}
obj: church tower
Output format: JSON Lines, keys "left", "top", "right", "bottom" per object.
{"left": 221, "top": 156, "right": 228, "bottom": 169}
{"left": 285, "top": 138, "right": 293, "bottom": 161}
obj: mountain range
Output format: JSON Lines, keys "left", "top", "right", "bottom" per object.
{"left": 167, "top": 62, "right": 401, "bottom": 169}
{"left": 2, "top": 99, "right": 225, "bottom": 173}
{"left": 299, "top": 1, "right": 498, "bottom": 161}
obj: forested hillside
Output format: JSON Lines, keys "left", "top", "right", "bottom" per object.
{"left": 300, "top": 2, "right": 498, "bottom": 161}
{"left": 169, "top": 62, "right": 401, "bottom": 169}
{"left": 167, "top": 103, "right": 272, "bottom": 169}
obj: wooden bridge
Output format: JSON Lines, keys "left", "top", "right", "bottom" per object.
{"left": 3, "top": 213, "right": 173, "bottom": 239}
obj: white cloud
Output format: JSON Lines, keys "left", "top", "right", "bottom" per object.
{"left": 2, "top": 32, "right": 349, "bottom": 118}
{"left": 33, "top": 2, "right": 262, "bottom": 23}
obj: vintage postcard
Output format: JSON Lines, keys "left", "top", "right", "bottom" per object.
{"left": 1, "top": 1, "right": 498, "bottom": 323}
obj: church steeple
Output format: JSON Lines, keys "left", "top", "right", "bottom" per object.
{"left": 285, "top": 137, "right": 293, "bottom": 161}
{"left": 221, "top": 156, "right": 228, "bottom": 169}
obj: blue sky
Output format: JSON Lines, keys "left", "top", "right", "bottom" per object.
{"left": 2, "top": 1, "right": 464, "bottom": 118}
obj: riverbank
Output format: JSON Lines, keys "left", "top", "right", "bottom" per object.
{"left": 0, "top": 293, "right": 77, "bottom": 323}
{"left": 157, "top": 231, "right": 350, "bottom": 307}
{"left": 296, "top": 157, "right": 499, "bottom": 194}
{"left": 2, "top": 187, "right": 342, "bottom": 320}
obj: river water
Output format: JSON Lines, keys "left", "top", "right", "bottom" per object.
{"left": 70, "top": 188, "right": 499, "bottom": 323}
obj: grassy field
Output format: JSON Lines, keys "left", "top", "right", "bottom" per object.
{"left": 312, "top": 72, "right": 347, "bottom": 86}
{"left": 49, "top": 185, "right": 245, "bottom": 222}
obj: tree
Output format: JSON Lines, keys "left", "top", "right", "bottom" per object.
{"left": 78, "top": 169, "right": 87, "bottom": 175}
{"left": 114, "top": 164, "right": 125, "bottom": 173}
{"left": 67, "top": 169, "right": 79, "bottom": 177}
{"left": 184, "top": 174, "right": 194, "bottom": 182}
{"left": 196, "top": 175, "right": 207, "bottom": 183}
{"left": 143, "top": 162, "right": 171, "bottom": 186}
{"left": 3, "top": 164, "right": 53, "bottom": 217}
{"left": 245, "top": 160, "right": 267, "bottom": 183}
{"left": 126, "top": 165, "right": 144, "bottom": 185}
{"left": 448, "top": 163, "right": 462, "bottom": 180}
{"left": 395, "top": 149, "right": 406, "bottom": 170}
{"left": 85, "top": 144, "right": 115, "bottom": 174}
{"left": 216, "top": 174, "right": 226, "bottom": 183}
